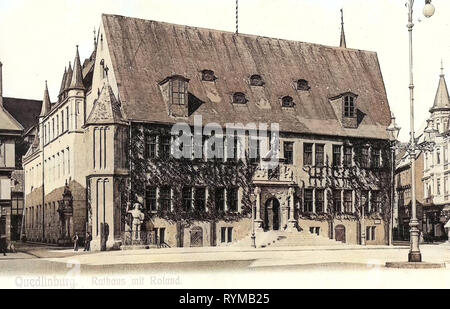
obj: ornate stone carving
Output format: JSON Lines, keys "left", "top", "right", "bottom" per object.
{"left": 254, "top": 167, "right": 268, "bottom": 180}
{"left": 279, "top": 165, "right": 294, "bottom": 182}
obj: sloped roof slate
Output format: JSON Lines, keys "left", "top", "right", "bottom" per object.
{"left": 3, "top": 97, "right": 42, "bottom": 132}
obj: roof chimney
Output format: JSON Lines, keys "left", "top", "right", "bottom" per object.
{"left": 0, "top": 61, "right": 3, "bottom": 107}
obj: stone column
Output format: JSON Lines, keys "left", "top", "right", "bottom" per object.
{"left": 254, "top": 187, "right": 263, "bottom": 231}
{"left": 287, "top": 187, "right": 297, "bottom": 231}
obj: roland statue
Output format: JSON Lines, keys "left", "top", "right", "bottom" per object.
{"left": 126, "top": 202, "right": 145, "bottom": 241}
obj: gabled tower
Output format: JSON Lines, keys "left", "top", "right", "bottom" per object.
{"left": 85, "top": 79, "right": 128, "bottom": 250}
{"left": 429, "top": 62, "right": 450, "bottom": 134}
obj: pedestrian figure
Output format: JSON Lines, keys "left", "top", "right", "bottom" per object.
{"left": 84, "top": 232, "right": 92, "bottom": 251}
{"left": 0, "top": 235, "right": 7, "bottom": 256}
{"left": 73, "top": 232, "right": 79, "bottom": 251}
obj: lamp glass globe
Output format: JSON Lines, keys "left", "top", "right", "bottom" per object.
{"left": 423, "top": 3, "right": 435, "bottom": 18}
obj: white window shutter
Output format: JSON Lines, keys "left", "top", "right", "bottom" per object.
{"left": 0, "top": 179, "right": 11, "bottom": 200}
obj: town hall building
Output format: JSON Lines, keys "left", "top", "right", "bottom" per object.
{"left": 23, "top": 14, "right": 394, "bottom": 250}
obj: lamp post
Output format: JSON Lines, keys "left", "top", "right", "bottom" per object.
{"left": 387, "top": 114, "right": 401, "bottom": 246}
{"left": 405, "top": 0, "right": 435, "bottom": 262}
{"left": 361, "top": 194, "right": 367, "bottom": 245}
{"left": 250, "top": 192, "right": 256, "bottom": 248}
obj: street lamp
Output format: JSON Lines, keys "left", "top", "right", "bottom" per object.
{"left": 404, "top": 0, "right": 435, "bottom": 262}
{"left": 387, "top": 114, "right": 401, "bottom": 246}
{"left": 423, "top": 119, "right": 437, "bottom": 143}
{"left": 423, "top": 0, "right": 436, "bottom": 18}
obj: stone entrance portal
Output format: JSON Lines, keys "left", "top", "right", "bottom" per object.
{"left": 264, "top": 198, "right": 281, "bottom": 231}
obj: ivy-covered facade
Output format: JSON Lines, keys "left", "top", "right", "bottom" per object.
{"left": 122, "top": 123, "right": 394, "bottom": 247}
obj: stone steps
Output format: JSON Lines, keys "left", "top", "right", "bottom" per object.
{"left": 230, "top": 230, "right": 347, "bottom": 248}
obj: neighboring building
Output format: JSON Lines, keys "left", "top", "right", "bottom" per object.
{"left": 0, "top": 62, "right": 42, "bottom": 244}
{"left": 23, "top": 44, "right": 96, "bottom": 245}
{"left": 394, "top": 148, "right": 424, "bottom": 241}
{"left": 0, "top": 61, "right": 25, "bottom": 245}
{"left": 421, "top": 65, "right": 450, "bottom": 242}
{"left": 23, "top": 14, "right": 394, "bottom": 250}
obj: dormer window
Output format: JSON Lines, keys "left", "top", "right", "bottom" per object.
{"left": 296, "top": 79, "right": 310, "bottom": 91}
{"left": 201, "top": 70, "right": 216, "bottom": 82}
{"left": 250, "top": 75, "right": 264, "bottom": 86}
{"left": 281, "top": 96, "right": 294, "bottom": 108}
{"left": 232, "top": 92, "right": 247, "bottom": 104}
{"left": 170, "top": 76, "right": 189, "bottom": 105}
{"left": 343, "top": 95, "right": 356, "bottom": 118}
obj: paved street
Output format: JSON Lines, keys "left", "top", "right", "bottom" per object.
{"left": 1, "top": 242, "right": 450, "bottom": 288}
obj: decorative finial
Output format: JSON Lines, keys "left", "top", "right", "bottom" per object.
{"left": 94, "top": 27, "right": 97, "bottom": 46}
{"left": 441, "top": 59, "right": 444, "bottom": 76}
{"left": 340, "top": 8, "right": 347, "bottom": 48}
{"left": 235, "top": 0, "right": 238, "bottom": 34}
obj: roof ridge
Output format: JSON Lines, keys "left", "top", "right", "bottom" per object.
{"left": 3, "top": 96, "right": 42, "bottom": 102}
{"left": 101, "top": 13, "right": 376, "bottom": 54}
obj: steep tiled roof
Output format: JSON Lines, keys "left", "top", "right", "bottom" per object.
{"left": 102, "top": 14, "right": 391, "bottom": 139}
{"left": 3, "top": 97, "right": 41, "bottom": 132}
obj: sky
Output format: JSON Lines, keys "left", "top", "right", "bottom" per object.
{"left": 0, "top": 0, "right": 449, "bottom": 141}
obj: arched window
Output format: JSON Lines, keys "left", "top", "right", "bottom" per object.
{"left": 296, "top": 79, "right": 310, "bottom": 91}
{"left": 343, "top": 95, "right": 356, "bottom": 118}
{"left": 250, "top": 74, "right": 264, "bottom": 86}
{"left": 232, "top": 92, "right": 247, "bottom": 104}
{"left": 201, "top": 70, "right": 216, "bottom": 82}
{"left": 281, "top": 96, "right": 294, "bottom": 108}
